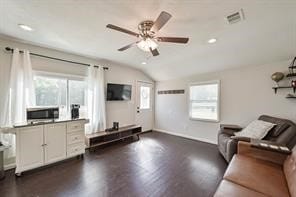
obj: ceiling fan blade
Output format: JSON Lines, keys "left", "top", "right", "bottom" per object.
{"left": 150, "top": 48, "right": 159, "bottom": 56}
{"left": 118, "top": 41, "right": 139, "bottom": 51}
{"left": 151, "top": 11, "right": 172, "bottom": 33}
{"left": 157, "top": 37, "right": 189, "bottom": 44}
{"left": 106, "top": 24, "right": 139, "bottom": 37}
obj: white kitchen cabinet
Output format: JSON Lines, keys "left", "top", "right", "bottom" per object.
{"left": 66, "top": 121, "right": 85, "bottom": 158}
{"left": 16, "top": 125, "right": 44, "bottom": 174}
{"left": 44, "top": 123, "right": 67, "bottom": 164}
{"left": 14, "top": 119, "right": 88, "bottom": 176}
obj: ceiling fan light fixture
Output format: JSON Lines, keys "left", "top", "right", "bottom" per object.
{"left": 18, "top": 24, "right": 34, "bottom": 31}
{"left": 137, "top": 38, "right": 158, "bottom": 52}
{"left": 208, "top": 38, "right": 217, "bottom": 44}
{"left": 107, "top": 11, "right": 189, "bottom": 57}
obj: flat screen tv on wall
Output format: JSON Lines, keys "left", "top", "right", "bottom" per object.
{"left": 107, "top": 83, "right": 132, "bottom": 101}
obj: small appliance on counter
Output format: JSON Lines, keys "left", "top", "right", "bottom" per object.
{"left": 71, "top": 104, "right": 80, "bottom": 119}
{"left": 27, "top": 107, "right": 59, "bottom": 124}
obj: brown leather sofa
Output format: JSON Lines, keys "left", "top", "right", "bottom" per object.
{"left": 218, "top": 115, "right": 296, "bottom": 162}
{"left": 214, "top": 141, "right": 296, "bottom": 197}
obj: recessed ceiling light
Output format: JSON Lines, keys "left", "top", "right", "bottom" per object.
{"left": 141, "top": 62, "right": 147, "bottom": 65}
{"left": 208, "top": 38, "right": 217, "bottom": 44}
{"left": 18, "top": 24, "right": 34, "bottom": 31}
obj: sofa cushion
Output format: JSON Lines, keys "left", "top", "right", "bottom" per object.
{"left": 214, "top": 180, "right": 267, "bottom": 197}
{"left": 284, "top": 146, "right": 296, "bottom": 197}
{"left": 224, "top": 155, "right": 290, "bottom": 197}
{"left": 259, "top": 115, "right": 291, "bottom": 137}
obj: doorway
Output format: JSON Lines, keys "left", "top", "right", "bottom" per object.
{"left": 135, "top": 81, "right": 154, "bottom": 131}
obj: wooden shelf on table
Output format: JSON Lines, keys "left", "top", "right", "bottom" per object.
{"left": 85, "top": 125, "right": 142, "bottom": 149}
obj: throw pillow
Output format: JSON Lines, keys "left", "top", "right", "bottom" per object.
{"left": 235, "top": 120, "right": 276, "bottom": 139}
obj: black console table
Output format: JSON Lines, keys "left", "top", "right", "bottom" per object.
{"left": 85, "top": 125, "right": 142, "bottom": 149}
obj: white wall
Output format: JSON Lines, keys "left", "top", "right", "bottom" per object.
{"left": 104, "top": 62, "right": 153, "bottom": 128}
{"left": 0, "top": 37, "right": 153, "bottom": 129}
{"left": 155, "top": 60, "right": 296, "bottom": 144}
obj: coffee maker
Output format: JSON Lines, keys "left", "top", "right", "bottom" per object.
{"left": 71, "top": 104, "right": 80, "bottom": 119}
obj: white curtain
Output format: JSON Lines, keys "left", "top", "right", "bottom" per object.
{"left": 86, "top": 66, "right": 106, "bottom": 134}
{"left": 9, "top": 50, "right": 36, "bottom": 124}
{"left": 0, "top": 48, "right": 35, "bottom": 165}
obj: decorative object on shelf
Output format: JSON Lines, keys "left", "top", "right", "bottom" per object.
{"left": 271, "top": 72, "right": 285, "bottom": 86}
{"left": 113, "top": 122, "right": 119, "bottom": 130}
{"left": 272, "top": 57, "right": 296, "bottom": 96}
{"left": 287, "top": 57, "right": 296, "bottom": 78}
{"left": 292, "top": 80, "right": 296, "bottom": 88}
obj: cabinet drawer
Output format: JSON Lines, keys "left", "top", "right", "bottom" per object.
{"left": 67, "top": 121, "right": 84, "bottom": 133}
{"left": 67, "top": 143, "right": 85, "bottom": 157}
{"left": 45, "top": 122, "right": 66, "bottom": 130}
{"left": 67, "top": 132, "right": 84, "bottom": 145}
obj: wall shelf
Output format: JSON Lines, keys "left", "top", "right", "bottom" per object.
{"left": 272, "top": 86, "right": 296, "bottom": 94}
{"left": 286, "top": 73, "right": 296, "bottom": 78}
{"left": 286, "top": 96, "right": 296, "bottom": 99}
{"left": 273, "top": 57, "right": 296, "bottom": 97}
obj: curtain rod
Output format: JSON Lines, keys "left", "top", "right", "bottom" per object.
{"left": 4, "top": 47, "right": 109, "bottom": 70}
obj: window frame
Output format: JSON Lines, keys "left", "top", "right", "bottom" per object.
{"left": 139, "top": 86, "right": 151, "bottom": 110}
{"left": 33, "top": 70, "right": 87, "bottom": 117}
{"left": 188, "top": 80, "right": 221, "bottom": 122}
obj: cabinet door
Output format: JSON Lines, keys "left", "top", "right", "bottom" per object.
{"left": 44, "top": 123, "right": 67, "bottom": 164}
{"left": 16, "top": 126, "right": 44, "bottom": 172}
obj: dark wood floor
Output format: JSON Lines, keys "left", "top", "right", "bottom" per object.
{"left": 0, "top": 131, "right": 227, "bottom": 197}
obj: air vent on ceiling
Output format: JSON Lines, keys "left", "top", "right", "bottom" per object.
{"left": 226, "top": 9, "right": 245, "bottom": 24}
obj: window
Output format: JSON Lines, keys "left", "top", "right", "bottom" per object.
{"left": 34, "top": 76, "right": 68, "bottom": 117}
{"left": 69, "top": 80, "right": 87, "bottom": 118}
{"left": 140, "top": 86, "right": 150, "bottom": 109}
{"left": 34, "top": 73, "right": 86, "bottom": 118}
{"left": 189, "top": 81, "right": 220, "bottom": 122}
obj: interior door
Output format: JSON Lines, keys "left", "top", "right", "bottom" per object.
{"left": 44, "top": 123, "right": 67, "bottom": 164}
{"left": 135, "top": 81, "right": 154, "bottom": 131}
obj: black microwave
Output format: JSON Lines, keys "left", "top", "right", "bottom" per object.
{"left": 27, "top": 107, "right": 59, "bottom": 121}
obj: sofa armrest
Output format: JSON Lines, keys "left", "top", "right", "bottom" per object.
{"left": 220, "top": 124, "right": 243, "bottom": 131}
{"left": 219, "top": 124, "right": 242, "bottom": 136}
{"left": 230, "top": 136, "right": 251, "bottom": 142}
{"left": 237, "top": 141, "right": 287, "bottom": 165}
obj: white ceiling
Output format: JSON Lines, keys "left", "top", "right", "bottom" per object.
{"left": 0, "top": 0, "right": 295, "bottom": 81}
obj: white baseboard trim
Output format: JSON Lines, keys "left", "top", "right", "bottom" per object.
{"left": 153, "top": 128, "right": 217, "bottom": 145}
{"left": 4, "top": 163, "right": 16, "bottom": 171}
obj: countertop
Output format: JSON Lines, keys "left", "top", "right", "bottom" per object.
{"left": 13, "top": 118, "right": 89, "bottom": 128}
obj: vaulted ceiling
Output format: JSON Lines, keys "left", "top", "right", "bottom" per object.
{"left": 0, "top": 0, "right": 295, "bottom": 81}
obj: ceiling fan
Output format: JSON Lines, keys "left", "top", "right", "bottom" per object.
{"left": 106, "top": 11, "right": 189, "bottom": 57}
